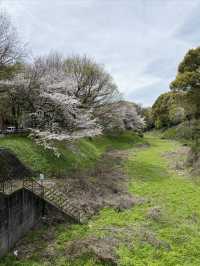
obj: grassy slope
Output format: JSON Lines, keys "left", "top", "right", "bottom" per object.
{"left": 0, "top": 132, "right": 142, "bottom": 177}
{"left": 2, "top": 133, "right": 200, "bottom": 265}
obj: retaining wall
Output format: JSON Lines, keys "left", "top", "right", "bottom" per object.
{"left": 0, "top": 189, "right": 44, "bottom": 257}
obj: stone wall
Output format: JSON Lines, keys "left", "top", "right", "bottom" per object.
{"left": 0, "top": 189, "right": 44, "bottom": 257}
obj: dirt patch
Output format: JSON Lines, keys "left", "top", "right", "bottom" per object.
{"left": 163, "top": 146, "right": 190, "bottom": 176}
{"left": 54, "top": 149, "right": 144, "bottom": 221}
{"left": 147, "top": 206, "right": 162, "bottom": 221}
{"left": 186, "top": 149, "right": 200, "bottom": 176}
{"left": 65, "top": 236, "right": 119, "bottom": 265}
{"left": 139, "top": 229, "right": 171, "bottom": 250}
{"left": 163, "top": 145, "right": 200, "bottom": 179}
{"left": 0, "top": 148, "right": 32, "bottom": 180}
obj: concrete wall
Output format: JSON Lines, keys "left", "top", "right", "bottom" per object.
{"left": 0, "top": 189, "right": 44, "bottom": 257}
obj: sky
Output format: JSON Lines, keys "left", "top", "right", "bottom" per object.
{"left": 1, "top": 0, "right": 200, "bottom": 106}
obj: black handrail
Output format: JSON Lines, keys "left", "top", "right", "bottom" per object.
{"left": 23, "top": 178, "right": 44, "bottom": 197}
{"left": 0, "top": 177, "right": 82, "bottom": 223}
{"left": 23, "top": 177, "right": 81, "bottom": 223}
{"left": 0, "top": 178, "right": 13, "bottom": 193}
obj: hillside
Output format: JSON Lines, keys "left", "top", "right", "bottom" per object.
{"left": 0, "top": 132, "right": 143, "bottom": 178}
{"left": 1, "top": 133, "right": 200, "bottom": 265}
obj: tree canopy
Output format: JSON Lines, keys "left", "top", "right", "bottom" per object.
{"left": 170, "top": 47, "right": 200, "bottom": 119}
{"left": 152, "top": 91, "right": 185, "bottom": 129}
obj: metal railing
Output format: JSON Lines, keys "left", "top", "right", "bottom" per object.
{"left": 23, "top": 178, "right": 44, "bottom": 197}
{"left": 23, "top": 177, "right": 81, "bottom": 223}
{"left": 0, "top": 176, "right": 81, "bottom": 223}
{"left": 0, "top": 129, "right": 30, "bottom": 136}
{"left": 0, "top": 178, "right": 13, "bottom": 193}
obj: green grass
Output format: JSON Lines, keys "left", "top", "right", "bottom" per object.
{"left": 2, "top": 132, "right": 200, "bottom": 265}
{"left": 80, "top": 133, "right": 200, "bottom": 265}
{"left": 0, "top": 131, "right": 142, "bottom": 177}
{"left": 122, "top": 133, "right": 200, "bottom": 265}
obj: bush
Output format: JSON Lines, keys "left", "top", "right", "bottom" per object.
{"left": 162, "top": 121, "right": 194, "bottom": 141}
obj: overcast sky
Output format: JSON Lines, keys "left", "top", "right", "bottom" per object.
{"left": 1, "top": 0, "right": 200, "bottom": 106}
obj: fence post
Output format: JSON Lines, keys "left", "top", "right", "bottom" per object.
{"left": 10, "top": 181, "right": 13, "bottom": 193}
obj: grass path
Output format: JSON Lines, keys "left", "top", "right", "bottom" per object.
{"left": 2, "top": 133, "right": 200, "bottom": 266}
{"left": 120, "top": 133, "right": 200, "bottom": 265}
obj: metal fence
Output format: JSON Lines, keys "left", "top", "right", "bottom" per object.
{"left": 0, "top": 179, "right": 13, "bottom": 193}
{"left": 23, "top": 178, "right": 44, "bottom": 197}
{"left": 0, "top": 129, "right": 30, "bottom": 135}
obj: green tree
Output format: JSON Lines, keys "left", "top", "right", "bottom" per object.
{"left": 170, "top": 47, "right": 200, "bottom": 119}
{"left": 0, "top": 63, "right": 22, "bottom": 80}
{"left": 141, "top": 107, "right": 154, "bottom": 130}
{"left": 152, "top": 92, "right": 184, "bottom": 129}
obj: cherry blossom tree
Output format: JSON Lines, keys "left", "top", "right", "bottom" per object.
{"left": 98, "top": 101, "right": 145, "bottom": 134}
{"left": 0, "top": 51, "right": 144, "bottom": 145}
{"left": 0, "top": 12, "right": 23, "bottom": 66}
{"left": 64, "top": 55, "right": 119, "bottom": 108}
{"left": 0, "top": 53, "right": 100, "bottom": 136}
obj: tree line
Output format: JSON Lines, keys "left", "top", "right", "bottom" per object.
{"left": 144, "top": 46, "right": 200, "bottom": 148}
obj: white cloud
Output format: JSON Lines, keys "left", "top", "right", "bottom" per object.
{"left": 1, "top": 0, "right": 200, "bottom": 106}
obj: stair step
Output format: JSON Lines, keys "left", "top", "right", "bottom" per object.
{"left": 64, "top": 208, "right": 76, "bottom": 214}
{"left": 24, "top": 179, "right": 82, "bottom": 223}
{"left": 44, "top": 192, "right": 55, "bottom": 197}
{"left": 46, "top": 197, "right": 56, "bottom": 201}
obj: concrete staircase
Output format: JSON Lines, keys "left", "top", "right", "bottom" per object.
{"left": 23, "top": 178, "right": 85, "bottom": 223}
{"left": 0, "top": 178, "right": 85, "bottom": 223}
